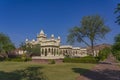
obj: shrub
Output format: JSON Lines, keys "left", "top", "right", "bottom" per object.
{"left": 49, "top": 59, "right": 55, "bottom": 64}
{"left": 113, "top": 51, "right": 120, "bottom": 61}
{"left": 112, "top": 43, "right": 120, "bottom": 61}
{"left": 63, "top": 56, "right": 98, "bottom": 63}
{"left": 21, "top": 53, "right": 32, "bottom": 61}
{"left": 5, "top": 57, "right": 24, "bottom": 62}
{"left": 112, "top": 34, "right": 120, "bottom": 61}
{"left": 8, "top": 53, "right": 18, "bottom": 58}
{"left": 0, "top": 56, "right": 5, "bottom": 61}
{"left": 98, "top": 47, "right": 111, "bottom": 61}
{"left": 5, "top": 55, "right": 32, "bottom": 62}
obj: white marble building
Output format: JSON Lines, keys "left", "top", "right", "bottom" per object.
{"left": 26, "top": 30, "right": 87, "bottom": 59}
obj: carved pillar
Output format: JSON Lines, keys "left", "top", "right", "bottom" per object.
{"left": 41, "top": 48, "right": 43, "bottom": 56}
{"left": 57, "top": 48, "right": 58, "bottom": 55}
{"left": 54, "top": 48, "right": 56, "bottom": 56}
{"left": 52, "top": 48, "right": 53, "bottom": 55}
{"left": 45, "top": 48, "right": 47, "bottom": 56}
{"left": 43, "top": 48, "right": 45, "bottom": 56}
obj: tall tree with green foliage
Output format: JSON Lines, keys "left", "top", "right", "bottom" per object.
{"left": 115, "top": 3, "right": 120, "bottom": 25}
{"left": 67, "top": 15, "right": 110, "bottom": 56}
{"left": 112, "top": 34, "right": 120, "bottom": 61}
{"left": 0, "top": 33, "right": 15, "bottom": 56}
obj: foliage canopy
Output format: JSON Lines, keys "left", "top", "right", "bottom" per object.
{"left": 112, "top": 34, "right": 120, "bottom": 61}
{"left": 67, "top": 15, "right": 110, "bottom": 55}
{"left": 115, "top": 3, "right": 120, "bottom": 25}
{"left": 20, "top": 42, "right": 41, "bottom": 56}
{"left": 0, "top": 33, "right": 15, "bottom": 54}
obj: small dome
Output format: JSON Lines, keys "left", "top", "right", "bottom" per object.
{"left": 58, "top": 36, "right": 60, "bottom": 39}
{"left": 51, "top": 34, "right": 54, "bottom": 38}
{"left": 32, "top": 39, "right": 35, "bottom": 42}
{"left": 25, "top": 38, "right": 28, "bottom": 41}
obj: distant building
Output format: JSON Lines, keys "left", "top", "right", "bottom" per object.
{"left": 14, "top": 48, "right": 26, "bottom": 55}
{"left": 25, "top": 30, "right": 87, "bottom": 59}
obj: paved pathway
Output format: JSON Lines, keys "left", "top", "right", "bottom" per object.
{"left": 77, "top": 55, "right": 120, "bottom": 80}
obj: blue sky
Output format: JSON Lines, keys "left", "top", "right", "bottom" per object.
{"left": 0, "top": 0, "right": 120, "bottom": 47}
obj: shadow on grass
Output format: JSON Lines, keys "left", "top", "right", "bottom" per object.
{"left": 0, "top": 66, "right": 47, "bottom": 80}
{"left": 72, "top": 67, "right": 120, "bottom": 80}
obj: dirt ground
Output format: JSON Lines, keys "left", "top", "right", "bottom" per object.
{"left": 77, "top": 55, "right": 120, "bottom": 80}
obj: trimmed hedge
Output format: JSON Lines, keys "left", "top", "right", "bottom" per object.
{"left": 63, "top": 56, "right": 99, "bottom": 63}
{"left": 5, "top": 57, "right": 32, "bottom": 62}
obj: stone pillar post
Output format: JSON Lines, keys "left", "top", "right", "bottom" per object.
{"left": 41, "top": 48, "right": 43, "bottom": 56}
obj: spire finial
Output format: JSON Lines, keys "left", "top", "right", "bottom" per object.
{"left": 40, "top": 29, "right": 44, "bottom": 34}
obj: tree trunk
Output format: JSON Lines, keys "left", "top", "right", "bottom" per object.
{"left": 91, "top": 40, "right": 94, "bottom": 56}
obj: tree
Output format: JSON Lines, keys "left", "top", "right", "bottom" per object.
{"left": 20, "top": 42, "right": 41, "bottom": 56}
{"left": 112, "top": 34, "right": 120, "bottom": 61}
{"left": 115, "top": 3, "right": 120, "bottom": 25}
{"left": 31, "top": 44, "right": 41, "bottom": 56}
{"left": 0, "top": 33, "right": 15, "bottom": 55}
{"left": 67, "top": 15, "right": 110, "bottom": 56}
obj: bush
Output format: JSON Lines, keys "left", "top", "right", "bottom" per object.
{"left": 112, "top": 34, "right": 120, "bottom": 61}
{"left": 98, "top": 47, "right": 111, "bottom": 61}
{"left": 8, "top": 53, "right": 18, "bottom": 58}
{"left": 49, "top": 59, "right": 55, "bottom": 64}
{"left": 5, "top": 56, "right": 32, "bottom": 62}
{"left": 21, "top": 53, "right": 32, "bottom": 61}
{"left": 112, "top": 43, "right": 120, "bottom": 61}
{"left": 113, "top": 51, "right": 120, "bottom": 61}
{"left": 0, "top": 56, "right": 5, "bottom": 61}
{"left": 5, "top": 57, "right": 25, "bottom": 62}
{"left": 63, "top": 56, "right": 98, "bottom": 63}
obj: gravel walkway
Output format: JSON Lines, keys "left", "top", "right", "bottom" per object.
{"left": 77, "top": 55, "right": 120, "bottom": 80}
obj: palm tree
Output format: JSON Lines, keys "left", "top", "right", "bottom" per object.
{"left": 67, "top": 15, "right": 110, "bottom": 56}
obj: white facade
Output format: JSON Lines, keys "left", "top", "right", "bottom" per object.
{"left": 26, "top": 30, "right": 87, "bottom": 59}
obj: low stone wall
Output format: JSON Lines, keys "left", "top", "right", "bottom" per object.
{"left": 32, "top": 59, "right": 63, "bottom": 63}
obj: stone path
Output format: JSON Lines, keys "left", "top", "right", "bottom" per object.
{"left": 77, "top": 55, "right": 120, "bottom": 80}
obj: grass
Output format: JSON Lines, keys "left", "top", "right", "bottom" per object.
{"left": 0, "top": 62, "right": 96, "bottom": 80}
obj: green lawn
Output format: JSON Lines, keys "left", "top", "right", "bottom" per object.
{"left": 0, "top": 62, "right": 96, "bottom": 80}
